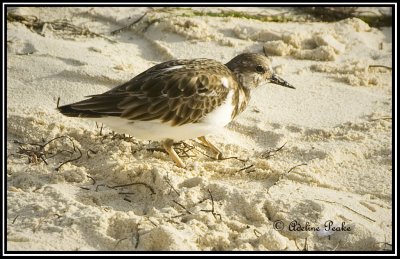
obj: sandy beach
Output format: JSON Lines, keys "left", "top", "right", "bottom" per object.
{"left": 6, "top": 7, "right": 393, "bottom": 252}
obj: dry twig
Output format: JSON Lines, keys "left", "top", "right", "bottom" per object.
{"left": 111, "top": 11, "right": 150, "bottom": 35}
{"left": 286, "top": 163, "right": 308, "bottom": 174}
{"left": 294, "top": 237, "right": 309, "bottom": 251}
{"left": 172, "top": 200, "right": 192, "bottom": 215}
{"left": 236, "top": 164, "right": 255, "bottom": 173}
{"left": 108, "top": 182, "right": 156, "bottom": 195}
{"left": 200, "top": 189, "right": 222, "bottom": 220}
{"left": 7, "top": 12, "right": 117, "bottom": 43}
{"left": 55, "top": 146, "right": 82, "bottom": 171}
{"left": 260, "top": 142, "right": 287, "bottom": 159}
{"left": 164, "top": 173, "right": 180, "bottom": 196}
{"left": 315, "top": 199, "right": 375, "bottom": 222}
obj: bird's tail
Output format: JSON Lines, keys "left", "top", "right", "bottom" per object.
{"left": 57, "top": 104, "right": 103, "bottom": 118}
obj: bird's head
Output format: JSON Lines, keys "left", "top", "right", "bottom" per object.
{"left": 226, "top": 53, "right": 295, "bottom": 90}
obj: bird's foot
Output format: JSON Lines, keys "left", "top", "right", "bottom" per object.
{"left": 162, "top": 139, "right": 186, "bottom": 168}
{"left": 198, "top": 136, "right": 224, "bottom": 161}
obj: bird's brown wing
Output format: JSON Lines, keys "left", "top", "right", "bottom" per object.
{"left": 61, "top": 59, "right": 236, "bottom": 126}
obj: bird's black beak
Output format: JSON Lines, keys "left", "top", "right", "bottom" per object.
{"left": 270, "top": 74, "right": 295, "bottom": 89}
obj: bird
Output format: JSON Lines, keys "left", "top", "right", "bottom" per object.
{"left": 58, "top": 53, "right": 295, "bottom": 168}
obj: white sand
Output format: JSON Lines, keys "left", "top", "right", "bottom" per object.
{"left": 6, "top": 7, "right": 393, "bottom": 251}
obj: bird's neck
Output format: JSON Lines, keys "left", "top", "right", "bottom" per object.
{"left": 231, "top": 84, "right": 251, "bottom": 119}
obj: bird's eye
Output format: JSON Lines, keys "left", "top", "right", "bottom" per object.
{"left": 256, "top": 65, "right": 265, "bottom": 73}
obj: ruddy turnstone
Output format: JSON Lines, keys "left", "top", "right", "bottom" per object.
{"left": 58, "top": 53, "right": 295, "bottom": 168}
